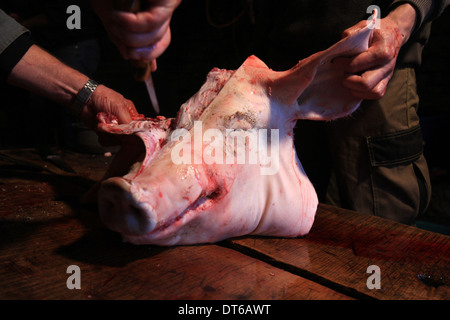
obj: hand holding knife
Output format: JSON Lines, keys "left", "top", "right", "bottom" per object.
{"left": 115, "top": 0, "right": 160, "bottom": 115}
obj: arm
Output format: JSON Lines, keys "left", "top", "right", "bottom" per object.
{"left": 6, "top": 44, "right": 139, "bottom": 129}
{"left": 391, "top": 0, "right": 450, "bottom": 31}
{"left": 2, "top": 8, "right": 139, "bottom": 130}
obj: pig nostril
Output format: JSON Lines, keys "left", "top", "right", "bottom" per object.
{"left": 121, "top": 201, "right": 155, "bottom": 236}
{"left": 98, "top": 178, "right": 156, "bottom": 236}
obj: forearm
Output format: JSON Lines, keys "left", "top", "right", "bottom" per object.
{"left": 6, "top": 44, "right": 89, "bottom": 108}
{"left": 389, "top": 0, "right": 450, "bottom": 31}
{"left": 386, "top": 3, "right": 417, "bottom": 45}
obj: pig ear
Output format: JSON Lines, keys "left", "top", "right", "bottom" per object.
{"left": 236, "top": 55, "right": 317, "bottom": 107}
{"left": 279, "top": 15, "right": 375, "bottom": 120}
{"left": 269, "top": 53, "right": 322, "bottom": 106}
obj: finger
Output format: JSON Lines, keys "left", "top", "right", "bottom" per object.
{"left": 112, "top": 18, "right": 170, "bottom": 48}
{"left": 342, "top": 59, "right": 395, "bottom": 92}
{"left": 337, "top": 49, "right": 386, "bottom": 74}
{"left": 151, "top": 59, "right": 157, "bottom": 72}
{"left": 352, "top": 50, "right": 393, "bottom": 73}
{"left": 114, "top": 99, "right": 138, "bottom": 124}
{"left": 343, "top": 70, "right": 381, "bottom": 93}
{"left": 127, "top": 27, "right": 171, "bottom": 61}
{"left": 128, "top": 101, "right": 140, "bottom": 118}
{"left": 349, "top": 82, "right": 388, "bottom": 100}
{"left": 128, "top": 45, "right": 156, "bottom": 61}
{"left": 115, "top": 8, "right": 172, "bottom": 33}
{"left": 331, "top": 56, "right": 352, "bottom": 71}
{"left": 341, "top": 20, "right": 367, "bottom": 38}
{"left": 345, "top": 71, "right": 393, "bottom": 100}
{"left": 332, "top": 52, "right": 378, "bottom": 74}
{"left": 97, "top": 112, "right": 119, "bottom": 124}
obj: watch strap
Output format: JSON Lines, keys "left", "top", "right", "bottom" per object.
{"left": 70, "top": 79, "right": 99, "bottom": 116}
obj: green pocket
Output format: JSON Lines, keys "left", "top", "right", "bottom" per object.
{"left": 366, "top": 125, "right": 424, "bottom": 167}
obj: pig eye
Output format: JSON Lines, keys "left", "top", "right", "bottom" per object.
{"left": 225, "top": 111, "right": 256, "bottom": 130}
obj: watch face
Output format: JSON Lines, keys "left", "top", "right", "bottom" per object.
{"left": 81, "top": 80, "right": 98, "bottom": 102}
{"left": 86, "top": 80, "right": 99, "bottom": 91}
{"left": 71, "top": 80, "right": 99, "bottom": 116}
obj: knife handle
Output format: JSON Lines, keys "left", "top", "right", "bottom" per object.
{"left": 115, "top": 0, "right": 154, "bottom": 81}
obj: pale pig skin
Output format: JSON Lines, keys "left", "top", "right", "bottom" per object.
{"left": 95, "top": 17, "right": 375, "bottom": 245}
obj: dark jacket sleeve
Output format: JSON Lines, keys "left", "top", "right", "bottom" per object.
{"left": 0, "top": 9, "right": 34, "bottom": 82}
{"left": 389, "top": 0, "right": 450, "bottom": 30}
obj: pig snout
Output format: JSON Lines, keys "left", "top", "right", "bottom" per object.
{"left": 98, "top": 177, "right": 157, "bottom": 236}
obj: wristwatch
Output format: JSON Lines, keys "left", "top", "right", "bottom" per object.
{"left": 70, "top": 79, "right": 99, "bottom": 116}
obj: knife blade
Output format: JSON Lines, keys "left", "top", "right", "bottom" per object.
{"left": 143, "top": 68, "right": 160, "bottom": 114}
{"left": 45, "top": 154, "right": 77, "bottom": 174}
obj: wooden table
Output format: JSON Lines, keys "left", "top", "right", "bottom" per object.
{"left": 0, "top": 149, "right": 449, "bottom": 301}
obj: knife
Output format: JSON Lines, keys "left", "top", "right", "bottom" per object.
{"left": 0, "top": 152, "right": 75, "bottom": 174}
{"left": 115, "top": 0, "right": 160, "bottom": 115}
{"left": 45, "top": 154, "right": 77, "bottom": 174}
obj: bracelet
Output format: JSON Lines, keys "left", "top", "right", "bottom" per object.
{"left": 70, "top": 79, "right": 99, "bottom": 117}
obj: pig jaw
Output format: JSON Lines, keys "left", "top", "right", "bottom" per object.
{"left": 98, "top": 136, "right": 235, "bottom": 244}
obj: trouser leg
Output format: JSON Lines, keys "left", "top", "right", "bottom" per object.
{"left": 324, "top": 68, "right": 431, "bottom": 225}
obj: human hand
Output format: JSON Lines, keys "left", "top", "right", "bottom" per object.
{"left": 81, "top": 84, "right": 140, "bottom": 129}
{"left": 92, "top": 0, "right": 182, "bottom": 65}
{"left": 80, "top": 85, "right": 143, "bottom": 146}
{"left": 334, "top": 4, "right": 417, "bottom": 100}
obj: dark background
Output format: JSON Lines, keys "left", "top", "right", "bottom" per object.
{"left": 0, "top": 1, "right": 449, "bottom": 232}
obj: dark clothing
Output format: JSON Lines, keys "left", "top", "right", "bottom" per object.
{"left": 25, "top": 0, "right": 100, "bottom": 51}
{"left": 249, "top": 0, "right": 448, "bottom": 69}
{"left": 322, "top": 68, "right": 431, "bottom": 224}
{"left": 0, "top": 0, "right": 100, "bottom": 82}
{"left": 0, "top": 9, "right": 33, "bottom": 82}
{"left": 0, "top": 8, "right": 29, "bottom": 53}
{"left": 0, "top": 1, "right": 101, "bottom": 149}
{"left": 156, "top": 0, "right": 449, "bottom": 115}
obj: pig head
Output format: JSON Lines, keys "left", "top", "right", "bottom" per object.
{"left": 94, "top": 18, "right": 375, "bottom": 245}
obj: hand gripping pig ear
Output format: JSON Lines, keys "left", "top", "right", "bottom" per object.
{"left": 269, "top": 10, "right": 376, "bottom": 120}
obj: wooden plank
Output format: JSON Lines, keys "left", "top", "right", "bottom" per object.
{"left": 229, "top": 204, "right": 450, "bottom": 300}
{"left": 0, "top": 208, "right": 351, "bottom": 300}
{"left": 0, "top": 148, "right": 113, "bottom": 182}
{"left": 6, "top": 149, "right": 448, "bottom": 300}
{"left": 0, "top": 153, "right": 351, "bottom": 300}
{"left": 0, "top": 149, "right": 114, "bottom": 207}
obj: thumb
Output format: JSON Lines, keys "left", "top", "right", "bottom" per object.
{"left": 113, "top": 98, "right": 138, "bottom": 124}
{"left": 341, "top": 20, "right": 368, "bottom": 38}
